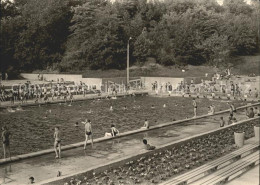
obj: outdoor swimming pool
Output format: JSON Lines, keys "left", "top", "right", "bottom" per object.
{"left": 0, "top": 96, "right": 247, "bottom": 158}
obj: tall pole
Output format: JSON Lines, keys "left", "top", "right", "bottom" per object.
{"left": 127, "top": 37, "right": 131, "bottom": 87}
{"left": 127, "top": 39, "right": 130, "bottom": 85}
{"left": 257, "top": 0, "right": 260, "bottom": 47}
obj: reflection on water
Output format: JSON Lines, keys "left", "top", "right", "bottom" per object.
{"left": 0, "top": 164, "right": 13, "bottom": 184}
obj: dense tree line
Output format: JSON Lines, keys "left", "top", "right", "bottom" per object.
{"left": 0, "top": 0, "right": 259, "bottom": 76}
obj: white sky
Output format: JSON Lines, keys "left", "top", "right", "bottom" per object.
{"left": 217, "top": 0, "right": 252, "bottom": 5}
{"left": 4, "top": 0, "right": 253, "bottom": 5}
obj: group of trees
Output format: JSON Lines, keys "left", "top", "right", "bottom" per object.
{"left": 1, "top": 0, "right": 259, "bottom": 75}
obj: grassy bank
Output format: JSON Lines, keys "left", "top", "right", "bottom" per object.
{"left": 31, "top": 54, "right": 260, "bottom": 78}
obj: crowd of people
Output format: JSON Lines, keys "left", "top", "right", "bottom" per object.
{"left": 150, "top": 75, "right": 259, "bottom": 100}
{"left": 0, "top": 80, "right": 100, "bottom": 105}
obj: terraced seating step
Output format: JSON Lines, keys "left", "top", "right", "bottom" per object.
{"left": 190, "top": 151, "right": 259, "bottom": 185}
{"left": 160, "top": 142, "right": 259, "bottom": 185}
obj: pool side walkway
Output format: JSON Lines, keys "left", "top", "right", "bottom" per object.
{"left": 150, "top": 92, "right": 260, "bottom": 102}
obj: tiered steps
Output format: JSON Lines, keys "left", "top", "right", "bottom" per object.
{"left": 160, "top": 142, "right": 259, "bottom": 185}
{"left": 190, "top": 151, "right": 259, "bottom": 185}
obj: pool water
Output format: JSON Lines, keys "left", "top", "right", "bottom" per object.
{"left": 0, "top": 96, "right": 247, "bottom": 158}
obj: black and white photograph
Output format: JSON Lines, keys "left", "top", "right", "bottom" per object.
{"left": 0, "top": 0, "right": 259, "bottom": 184}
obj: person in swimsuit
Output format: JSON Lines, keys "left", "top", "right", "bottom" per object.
{"left": 210, "top": 105, "right": 215, "bottom": 115}
{"left": 220, "top": 117, "right": 225, "bottom": 127}
{"left": 247, "top": 107, "right": 255, "bottom": 118}
{"left": 54, "top": 127, "right": 61, "bottom": 158}
{"left": 207, "top": 107, "right": 212, "bottom": 115}
{"left": 82, "top": 119, "right": 93, "bottom": 149}
{"left": 141, "top": 119, "right": 149, "bottom": 129}
{"left": 29, "top": 176, "right": 35, "bottom": 184}
{"left": 143, "top": 139, "right": 155, "bottom": 150}
{"left": 110, "top": 106, "right": 113, "bottom": 111}
{"left": 228, "top": 102, "right": 236, "bottom": 117}
{"left": 254, "top": 107, "right": 260, "bottom": 116}
{"left": 69, "top": 93, "right": 73, "bottom": 104}
{"left": 2, "top": 126, "right": 11, "bottom": 159}
{"left": 105, "top": 124, "right": 119, "bottom": 137}
{"left": 227, "top": 116, "right": 233, "bottom": 125}
{"left": 111, "top": 124, "right": 119, "bottom": 137}
{"left": 192, "top": 98, "right": 197, "bottom": 117}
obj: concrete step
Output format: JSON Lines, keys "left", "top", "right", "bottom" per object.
{"left": 160, "top": 142, "right": 259, "bottom": 185}
{"left": 190, "top": 151, "right": 259, "bottom": 185}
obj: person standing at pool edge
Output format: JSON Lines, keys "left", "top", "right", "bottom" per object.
{"left": 220, "top": 117, "right": 225, "bottom": 127}
{"left": 2, "top": 126, "right": 11, "bottom": 159}
{"left": 192, "top": 98, "right": 197, "bottom": 117}
{"left": 54, "top": 127, "right": 61, "bottom": 158}
{"left": 82, "top": 119, "right": 94, "bottom": 149}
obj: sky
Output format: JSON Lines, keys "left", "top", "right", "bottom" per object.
{"left": 216, "top": 0, "right": 252, "bottom": 5}
{"left": 3, "top": 0, "right": 254, "bottom": 4}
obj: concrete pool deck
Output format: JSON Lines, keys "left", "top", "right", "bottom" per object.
{"left": 0, "top": 111, "right": 257, "bottom": 185}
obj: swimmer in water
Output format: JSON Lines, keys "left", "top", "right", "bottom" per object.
{"left": 123, "top": 106, "right": 127, "bottom": 110}
{"left": 86, "top": 109, "right": 93, "bottom": 114}
{"left": 151, "top": 105, "right": 155, "bottom": 109}
{"left": 7, "top": 107, "right": 15, "bottom": 113}
{"left": 16, "top": 105, "right": 23, "bottom": 111}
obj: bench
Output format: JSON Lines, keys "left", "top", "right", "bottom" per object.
{"left": 191, "top": 151, "right": 259, "bottom": 185}
{"left": 160, "top": 142, "right": 259, "bottom": 185}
